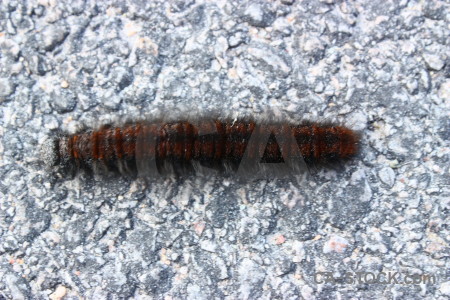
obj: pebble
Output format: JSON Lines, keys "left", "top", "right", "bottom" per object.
{"left": 49, "top": 285, "right": 67, "bottom": 300}
{"left": 423, "top": 53, "right": 445, "bottom": 71}
{"left": 228, "top": 31, "right": 246, "bottom": 48}
{"left": 200, "top": 240, "right": 217, "bottom": 253}
{"left": 438, "top": 79, "right": 450, "bottom": 101}
{"left": 405, "top": 78, "right": 418, "bottom": 95}
{"left": 0, "top": 78, "right": 15, "bottom": 100}
{"left": 0, "top": 39, "right": 20, "bottom": 59}
{"left": 440, "top": 281, "right": 450, "bottom": 296}
{"left": 39, "top": 24, "right": 70, "bottom": 51}
{"left": 52, "top": 93, "right": 76, "bottom": 113}
{"left": 242, "top": 3, "right": 275, "bottom": 28}
{"left": 274, "top": 234, "right": 286, "bottom": 245}
{"left": 378, "top": 167, "right": 396, "bottom": 187}
{"left": 247, "top": 47, "right": 291, "bottom": 76}
{"left": 2, "top": 236, "right": 19, "bottom": 252}
{"left": 28, "top": 55, "right": 49, "bottom": 76}
{"left": 301, "top": 285, "right": 314, "bottom": 300}
{"left": 61, "top": 80, "right": 69, "bottom": 88}
{"left": 314, "top": 81, "right": 325, "bottom": 93}
{"left": 102, "top": 93, "right": 122, "bottom": 110}
{"left": 323, "top": 235, "right": 349, "bottom": 253}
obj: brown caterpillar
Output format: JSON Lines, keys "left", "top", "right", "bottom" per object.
{"left": 42, "top": 119, "right": 360, "bottom": 178}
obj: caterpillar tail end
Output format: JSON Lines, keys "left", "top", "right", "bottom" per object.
{"left": 40, "top": 136, "right": 60, "bottom": 170}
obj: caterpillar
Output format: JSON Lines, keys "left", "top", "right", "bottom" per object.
{"left": 41, "top": 119, "right": 360, "bottom": 179}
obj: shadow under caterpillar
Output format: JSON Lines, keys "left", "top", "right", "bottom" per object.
{"left": 42, "top": 119, "right": 360, "bottom": 179}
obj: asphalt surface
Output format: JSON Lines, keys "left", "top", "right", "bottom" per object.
{"left": 0, "top": 0, "right": 449, "bottom": 299}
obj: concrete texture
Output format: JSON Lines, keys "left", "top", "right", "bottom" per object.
{"left": 0, "top": 0, "right": 449, "bottom": 299}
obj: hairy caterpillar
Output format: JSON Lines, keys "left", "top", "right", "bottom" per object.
{"left": 41, "top": 119, "right": 360, "bottom": 179}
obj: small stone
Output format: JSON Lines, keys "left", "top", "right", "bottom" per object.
{"left": 274, "top": 234, "right": 286, "bottom": 245}
{"left": 78, "top": 92, "right": 97, "bottom": 111}
{"left": 61, "top": 80, "right": 69, "bottom": 88}
{"left": 187, "top": 284, "right": 204, "bottom": 299}
{"left": 170, "top": 0, "right": 195, "bottom": 13}
{"left": 43, "top": 115, "right": 59, "bottom": 130}
{"left": 302, "top": 37, "right": 325, "bottom": 52}
{"left": 52, "top": 93, "right": 76, "bottom": 113}
{"left": 419, "top": 69, "right": 431, "bottom": 91}
{"left": 39, "top": 24, "right": 69, "bottom": 51}
{"left": 49, "top": 285, "right": 67, "bottom": 300}
{"left": 323, "top": 235, "right": 349, "bottom": 253}
{"left": 33, "top": 5, "right": 45, "bottom": 16}
{"left": 242, "top": 3, "right": 275, "bottom": 28}
{"left": 1, "top": 39, "right": 20, "bottom": 59}
{"left": 228, "top": 31, "right": 246, "bottom": 48}
{"left": 28, "top": 55, "right": 49, "bottom": 76}
{"left": 423, "top": 53, "right": 445, "bottom": 71}
{"left": 272, "top": 18, "right": 293, "bottom": 36}
{"left": 112, "top": 67, "right": 134, "bottom": 91}
{"left": 424, "top": 242, "right": 444, "bottom": 254}
{"left": 440, "top": 281, "right": 450, "bottom": 296}
{"left": 438, "top": 79, "right": 450, "bottom": 101}
{"left": 424, "top": 1, "right": 446, "bottom": 20}
{"left": 238, "top": 258, "right": 265, "bottom": 299}
{"left": 68, "top": 0, "right": 86, "bottom": 15}
{"left": 0, "top": 78, "right": 15, "bottom": 100}
{"left": 102, "top": 93, "right": 121, "bottom": 110}
{"left": 200, "top": 240, "right": 217, "bottom": 252}
{"left": 275, "top": 259, "right": 294, "bottom": 276}
{"left": 193, "top": 221, "right": 205, "bottom": 236}
{"left": 301, "top": 285, "right": 314, "bottom": 300}
{"left": 405, "top": 78, "right": 418, "bottom": 95}
{"left": 302, "top": 36, "right": 325, "bottom": 62}
{"left": 10, "top": 63, "right": 22, "bottom": 75}
{"left": 3, "top": 236, "right": 19, "bottom": 252}
{"left": 170, "top": 252, "right": 179, "bottom": 261}
{"left": 81, "top": 56, "right": 98, "bottom": 73}
{"left": 247, "top": 47, "right": 291, "bottom": 76}
{"left": 6, "top": 19, "right": 16, "bottom": 35}
{"left": 378, "top": 167, "right": 396, "bottom": 187}
{"left": 314, "top": 81, "right": 325, "bottom": 93}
